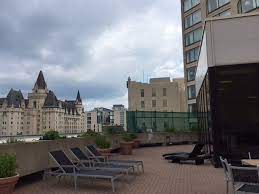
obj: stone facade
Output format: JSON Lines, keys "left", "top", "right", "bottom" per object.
{"left": 127, "top": 77, "right": 187, "bottom": 112}
{"left": 0, "top": 71, "right": 86, "bottom": 136}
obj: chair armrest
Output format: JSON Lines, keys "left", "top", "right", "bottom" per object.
{"left": 89, "top": 155, "right": 107, "bottom": 162}
{"left": 60, "top": 165, "right": 78, "bottom": 173}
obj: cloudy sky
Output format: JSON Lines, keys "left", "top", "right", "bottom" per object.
{"left": 0, "top": 0, "right": 183, "bottom": 110}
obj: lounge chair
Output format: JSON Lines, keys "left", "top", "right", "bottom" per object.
{"left": 167, "top": 153, "right": 209, "bottom": 165}
{"left": 47, "top": 150, "right": 123, "bottom": 192}
{"left": 220, "top": 156, "right": 259, "bottom": 194}
{"left": 162, "top": 143, "right": 204, "bottom": 158}
{"left": 86, "top": 144, "right": 144, "bottom": 173}
{"left": 70, "top": 147, "right": 134, "bottom": 176}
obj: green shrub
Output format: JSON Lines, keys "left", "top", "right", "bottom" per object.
{"left": 190, "top": 126, "right": 200, "bottom": 132}
{"left": 42, "top": 130, "right": 64, "bottom": 140}
{"left": 104, "top": 126, "right": 124, "bottom": 135}
{"left": 0, "top": 154, "right": 17, "bottom": 178}
{"left": 165, "top": 128, "right": 175, "bottom": 133}
{"left": 129, "top": 133, "right": 137, "bottom": 140}
{"left": 80, "top": 130, "right": 99, "bottom": 138}
{"left": 6, "top": 138, "right": 24, "bottom": 144}
{"left": 95, "top": 135, "right": 111, "bottom": 149}
{"left": 122, "top": 133, "right": 133, "bottom": 142}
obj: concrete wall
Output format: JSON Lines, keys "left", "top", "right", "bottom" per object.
{"left": 206, "top": 13, "right": 259, "bottom": 67}
{"left": 0, "top": 133, "right": 198, "bottom": 177}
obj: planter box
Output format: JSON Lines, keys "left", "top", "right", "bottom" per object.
{"left": 0, "top": 174, "right": 19, "bottom": 194}
{"left": 120, "top": 142, "right": 134, "bottom": 155}
{"left": 133, "top": 139, "right": 141, "bottom": 148}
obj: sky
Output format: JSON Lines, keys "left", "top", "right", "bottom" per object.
{"left": 0, "top": 0, "right": 183, "bottom": 110}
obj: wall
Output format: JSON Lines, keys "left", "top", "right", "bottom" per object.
{"left": 0, "top": 133, "right": 198, "bottom": 177}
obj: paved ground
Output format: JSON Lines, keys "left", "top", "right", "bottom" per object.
{"left": 14, "top": 145, "right": 226, "bottom": 194}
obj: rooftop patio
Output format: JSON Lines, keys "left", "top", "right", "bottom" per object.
{"left": 14, "top": 145, "right": 226, "bottom": 194}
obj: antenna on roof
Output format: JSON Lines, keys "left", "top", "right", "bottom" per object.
{"left": 142, "top": 70, "right": 144, "bottom": 83}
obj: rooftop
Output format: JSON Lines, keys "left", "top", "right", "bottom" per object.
{"left": 14, "top": 145, "right": 225, "bottom": 194}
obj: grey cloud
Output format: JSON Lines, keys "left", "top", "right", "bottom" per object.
{"left": 0, "top": 0, "right": 183, "bottom": 109}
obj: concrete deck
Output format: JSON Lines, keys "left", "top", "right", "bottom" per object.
{"left": 14, "top": 145, "right": 226, "bottom": 194}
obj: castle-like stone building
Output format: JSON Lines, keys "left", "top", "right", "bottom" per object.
{"left": 0, "top": 71, "right": 86, "bottom": 136}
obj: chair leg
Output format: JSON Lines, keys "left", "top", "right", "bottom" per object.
{"left": 111, "top": 178, "right": 115, "bottom": 192}
{"left": 42, "top": 171, "right": 46, "bottom": 181}
{"left": 226, "top": 180, "right": 229, "bottom": 194}
{"left": 141, "top": 163, "right": 144, "bottom": 173}
{"left": 74, "top": 175, "right": 77, "bottom": 192}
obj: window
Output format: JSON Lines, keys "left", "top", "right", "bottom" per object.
{"left": 163, "top": 88, "right": 167, "bottom": 96}
{"left": 185, "top": 10, "right": 201, "bottom": 29}
{"left": 208, "top": 0, "right": 230, "bottom": 12}
{"left": 184, "top": 0, "right": 200, "bottom": 12}
{"left": 163, "top": 100, "right": 167, "bottom": 107}
{"left": 187, "top": 67, "right": 196, "bottom": 81}
{"left": 140, "top": 89, "right": 144, "bottom": 97}
{"left": 164, "top": 121, "right": 169, "bottom": 129}
{"left": 152, "top": 88, "right": 156, "bottom": 97}
{"left": 186, "top": 47, "right": 200, "bottom": 63}
{"left": 33, "top": 101, "right": 37, "bottom": 108}
{"left": 188, "top": 103, "right": 197, "bottom": 112}
{"left": 152, "top": 100, "right": 156, "bottom": 107}
{"left": 187, "top": 85, "right": 196, "bottom": 99}
{"left": 141, "top": 101, "right": 145, "bottom": 108}
{"left": 238, "top": 0, "right": 258, "bottom": 13}
{"left": 218, "top": 9, "right": 231, "bottom": 16}
{"left": 185, "top": 28, "right": 202, "bottom": 46}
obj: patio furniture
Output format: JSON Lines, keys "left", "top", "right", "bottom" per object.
{"left": 86, "top": 145, "right": 144, "bottom": 173}
{"left": 242, "top": 159, "right": 259, "bottom": 167}
{"left": 47, "top": 150, "right": 123, "bottom": 192}
{"left": 163, "top": 143, "right": 208, "bottom": 165}
{"left": 70, "top": 147, "right": 135, "bottom": 176}
{"left": 167, "top": 153, "right": 209, "bottom": 165}
{"left": 220, "top": 156, "right": 259, "bottom": 194}
{"left": 162, "top": 143, "right": 204, "bottom": 158}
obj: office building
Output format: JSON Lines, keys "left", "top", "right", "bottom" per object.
{"left": 86, "top": 107, "right": 114, "bottom": 132}
{"left": 112, "top": 104, "right": 127, "bottom": 131}
{"left": 127, "top": 77, "right": 187, "bottom": 112}
{"left": 180, "top": 0, "right": 259, "bottom": 112}
{"left": 196, "top": 13, "right": 259, "bottom": 166}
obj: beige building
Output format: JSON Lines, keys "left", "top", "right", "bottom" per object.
{"left": 180, "top": 0, "right": 259, "bottom": 112}
{"left": 127, "top": 77, "right": 187, "bottom": 112}
{"left": 112, "top": 105, "right": 127, "bottom": 131}
{"left": 0, "top": 71, "right": 86, "bottom": 136}
{"left": 86, "top": 105, "right": 127, "bottom": 132}
{"left": 86, "top": 107, "right": 113, "bottom": 132}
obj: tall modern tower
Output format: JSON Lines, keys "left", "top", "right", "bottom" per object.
{"left": 180, "top": 0, "right": 259, "bottom": 112}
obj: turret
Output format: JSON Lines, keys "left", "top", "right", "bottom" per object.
{"left": 28, "top": 70, "right": 48, "bottom": 109}
{"left": 127, "top": 76, "right": 131, "bottom": 88}
{"left": 75, "top": 90, "right": 83, "bottom": 114}
{"left": 33, "top": 70, "right": 48, "bottom": 93}
{"left": 76, "top": 90, "right": 82, "bottom": 104}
